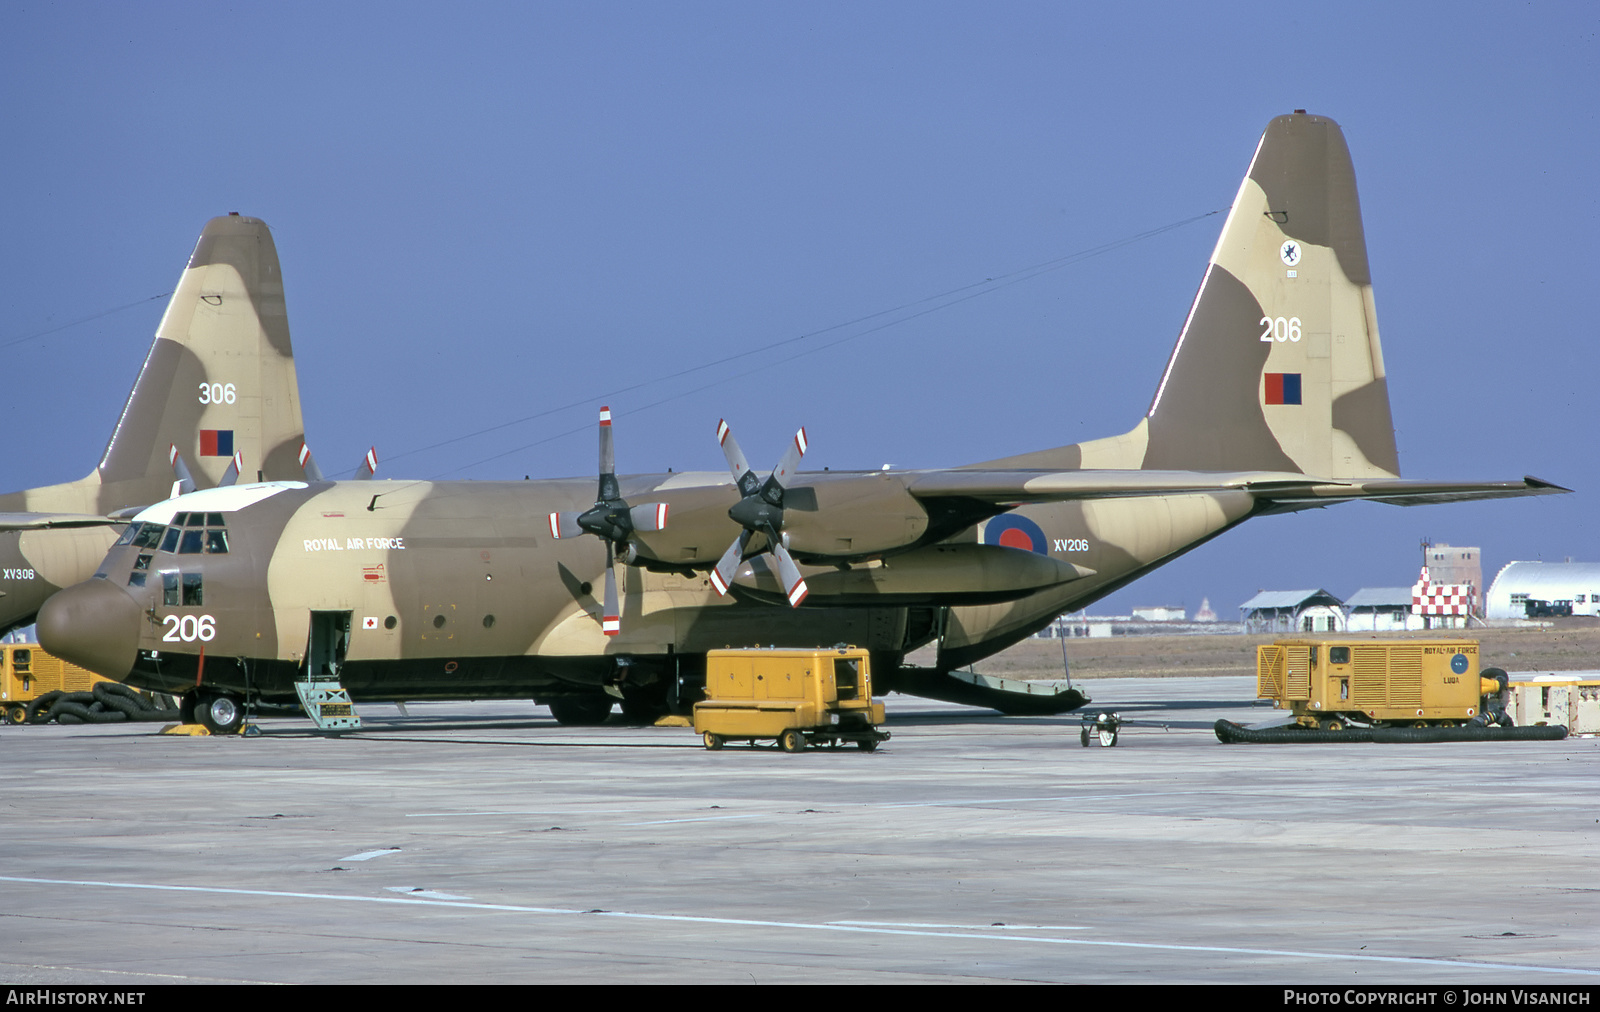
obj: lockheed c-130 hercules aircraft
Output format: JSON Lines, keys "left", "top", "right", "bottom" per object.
{"left": 39, "top": 112, "right": 1565, "bottom": 733}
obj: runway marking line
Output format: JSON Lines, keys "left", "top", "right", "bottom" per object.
{"left": 1, "top": 874, "right": 1595, "bottom": 978}
{"left": 341, "top": 848, "right": 401, "bottom": 861}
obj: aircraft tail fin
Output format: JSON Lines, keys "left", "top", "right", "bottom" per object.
{"left": 1139, "top": 111, "right": 1399, "bottom": 478}
{"left": 37, "top": 214, "right": 309, "bottom": 513}
{"left": 973, "top": 112, "right": 1399, "bottom": 480}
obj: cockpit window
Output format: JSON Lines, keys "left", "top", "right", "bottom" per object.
{"left": 153, "top": 515, "right": 230, "bottom": 554}
{"left": 114, "top": 525, "right": 138, "bottom": 547}
{"left": 131, "top": 524, "right": 164, "bottom": 550}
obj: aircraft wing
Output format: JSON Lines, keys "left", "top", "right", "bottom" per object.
{"left": 0, "top": 512, "right": 121, "bottom": 531}
{"left": 906, "top": 470, "right": 1569, "bottom": 508}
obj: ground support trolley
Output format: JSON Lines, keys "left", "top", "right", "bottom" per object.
{"left": 694, "top": 646, "right": 889, "bottom": 753}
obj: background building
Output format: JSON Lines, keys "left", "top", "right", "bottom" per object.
{"left": 1345, "top": 588, "right": 1426, "bottom": 631}
{"left": 1239, "top": 590, "right": 1346, "bottom": 634}
{"left": 1485, "top": 562, "right": 1600, "bottom": 619}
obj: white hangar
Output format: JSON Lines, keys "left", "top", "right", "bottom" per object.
{"left": 1484, "top": 562, "right": 1600, "bottom": 619}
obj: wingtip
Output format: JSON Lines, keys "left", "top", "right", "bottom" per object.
{"left": 1523, "top": 475, "right": 1574, "bottom": 493}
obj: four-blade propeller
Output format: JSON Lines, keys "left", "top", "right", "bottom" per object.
{"left": 709, "top": 418, "right": 810, "bottom": 607}
{"left": 547, "top": 407, "right": 668, "bottom": 636}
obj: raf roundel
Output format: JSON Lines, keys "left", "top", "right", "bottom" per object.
{"left": 982, "top": 514, "right": 1049, "bottom": 555}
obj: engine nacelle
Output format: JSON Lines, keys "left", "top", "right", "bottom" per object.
{"left": 778, "top": 473, "right": 929, "bottom": 559}
{"left": 732, "top": 541, "right": 1093, "bottom": 607}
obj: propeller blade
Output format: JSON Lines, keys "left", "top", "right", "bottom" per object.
{"left": 601, "top": 543, "right": 620, "bottom": 636}
{"left": 628, "top": 502, "right": 668, "bottom": 533}
{"left": 771, "top": 427, "right": 808, "bottom": 488}
{"left": 770, "top": 540, "right": 810, "bottom": 607}
{"left": 168, "top": 445, "right": 196, "bottom": 496}
{"left": 709, "top": 529, "right": 752, "bottom": 597}
{"left": 716, "top": 419, "right": 759, "bottom": 496}
{"left": 220, "top": 451, "right": 243, "bottom": 487}
{"left": 298, "top": 442, "right": 325, "bottom": 482}
{"left": 354, "top": 446, "right": 379, "bottom": 480}
{"left": 547, "top": 511, "right": 583, "bottom": 540}
{"left": 597, "top": 406, "right": 619, "bottom": 502}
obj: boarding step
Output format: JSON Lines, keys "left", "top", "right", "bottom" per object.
{"left": 295, "top": 679, "right": 362, "bottom": 730}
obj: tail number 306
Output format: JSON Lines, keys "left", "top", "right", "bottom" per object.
{"left": 163, "top": 614, "right": 216, "bottom": 642}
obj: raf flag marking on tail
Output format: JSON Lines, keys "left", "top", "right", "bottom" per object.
{"left": 1264, "top": 373, "right": 1302, "bottom": 405}
{"left": 199, "top": 429, "right": 235, "bottom": 456}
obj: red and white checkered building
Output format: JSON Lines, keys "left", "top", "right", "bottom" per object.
{"left": 1412, "top": 567, "right": 1476, "bottom": 626}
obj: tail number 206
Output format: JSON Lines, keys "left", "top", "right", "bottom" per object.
{"left": 163, "top": 614, "right": 216, "bottom": 642}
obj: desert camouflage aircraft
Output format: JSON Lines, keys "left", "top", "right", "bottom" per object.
{"left": 0, "top": 214, "right": 316, "bottom": 635}
{"left": 39, "top": 113, "right": 1564, "bottom": 733}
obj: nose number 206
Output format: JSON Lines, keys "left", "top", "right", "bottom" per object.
{"left": 162, "top": 614, "right": 216, "bottom": 643}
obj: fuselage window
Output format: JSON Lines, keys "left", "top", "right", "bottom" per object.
{"left": 182, "top": 573, "right": 203, "bottom": 606}
{"left": 161, "top": 571, "right": 180, "bottom": 607}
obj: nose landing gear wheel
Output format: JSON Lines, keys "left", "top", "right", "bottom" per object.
{"left": 196, "top": 692, "right": 244, "bottom": 734}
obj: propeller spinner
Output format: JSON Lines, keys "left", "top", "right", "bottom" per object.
{"left": 709, "top": 419, "right": 810, "bottom": 607}
{"left": 547, "top": 407, "right": 668, "bottom": 636}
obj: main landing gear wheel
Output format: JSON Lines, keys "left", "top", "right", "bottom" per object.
{"left": 778, "top": 728, "right": 805, "bottom": 753}
{"left": 547, "top": 696, "right": 614, "bottom": 726}
{"left": 196, "top": 692, "right": 244, "bottom": 734}
{"left": 856, "top": 739, "right": 878, "bottom": 752}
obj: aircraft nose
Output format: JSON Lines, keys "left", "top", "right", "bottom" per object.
{"left": 37, "top": 579, "right": 143, "bottom": 681}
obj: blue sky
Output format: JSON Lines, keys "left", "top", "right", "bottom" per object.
{"left": 2, "top": 2, "right": 1594, "bottom": 617}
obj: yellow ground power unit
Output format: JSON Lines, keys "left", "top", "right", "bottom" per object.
{"left": 1256, "top": 639, "right": 1505, "bottom": 729}
{"left": 1, "top": 643, "right": 106, "bottom": 724}
{"left": 694, "top": 646, "right": 889, "bottom": 752}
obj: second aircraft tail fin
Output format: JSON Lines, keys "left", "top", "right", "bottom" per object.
{"left": 21, "top": 214, "right": 309, "bottom": 514}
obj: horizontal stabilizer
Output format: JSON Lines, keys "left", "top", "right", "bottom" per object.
{"left": 0, "top": 512, "right": 118, "bottom": 531}
{"left": 909, "top": 469, "right": 1569, "bottom": 509}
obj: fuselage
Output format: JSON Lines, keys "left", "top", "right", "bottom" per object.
{"left": 40, "top": 474, "right": 1253, "bottom": 708}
